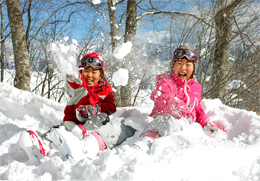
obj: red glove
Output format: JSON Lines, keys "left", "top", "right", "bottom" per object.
{"left": 77, "top": 105, "right": 101, "bottom": 119}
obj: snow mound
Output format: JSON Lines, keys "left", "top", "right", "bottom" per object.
{"left": 1, "top": 82, "right": 260, "bottom": 180}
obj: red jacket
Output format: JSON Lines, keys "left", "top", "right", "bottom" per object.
{"left": 63, "top": 72, "right": 116, "bottom": 124}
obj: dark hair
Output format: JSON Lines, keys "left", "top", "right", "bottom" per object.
{"left": 100, "top": 69, "right": 104, "bottom": 78}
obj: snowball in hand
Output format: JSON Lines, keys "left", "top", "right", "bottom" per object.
{"left": 112, "top": 69, "right": 129, "bottom": 86}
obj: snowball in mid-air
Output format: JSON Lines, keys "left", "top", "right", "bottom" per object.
{"left": 92, "top": 0, "right": 101, "bottom": 4}
{"left": 114, "top": 42, "right": 132, "bottom": 60}
{"left": 112, "top": 68, "right": 129, "bottom": 86}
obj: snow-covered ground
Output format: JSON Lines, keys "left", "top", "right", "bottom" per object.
{"left": 1, "top": 82, "right": 260, "bottom": 180}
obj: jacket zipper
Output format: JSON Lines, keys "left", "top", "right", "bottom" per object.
{"left": 184, "top": 80, "right": 190, "bottom": 106}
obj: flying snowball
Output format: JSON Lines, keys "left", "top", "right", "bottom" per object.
{"left": 114, "top": 42, "right": 132, "bottom": 60}
{"left": 112, "top": 68, "right": 129, "bottom": 86}
{"left": 92, "top": 0, "right": 101, "bottom": 4}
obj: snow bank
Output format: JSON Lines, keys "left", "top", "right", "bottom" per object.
{"left": 1, "top": 82, "right": 260, "bottom": 180}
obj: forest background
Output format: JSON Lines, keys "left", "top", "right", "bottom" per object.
{"left": 1, "top": 0, "right": 260, "bottom": 113}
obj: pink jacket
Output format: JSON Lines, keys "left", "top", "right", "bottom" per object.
{"left": 150, "top": 71, "right": 220, "bottom": 129}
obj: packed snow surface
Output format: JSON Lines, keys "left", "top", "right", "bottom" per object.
{"left": 1, "top": 82, "right": 260, "bottom": 180}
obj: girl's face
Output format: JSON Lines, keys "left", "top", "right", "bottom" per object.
{"left": 82, "top": 66, "right": 102, "bottom": 87}
{"left": 173, "top": 58, "right": 194, "bottom": 80}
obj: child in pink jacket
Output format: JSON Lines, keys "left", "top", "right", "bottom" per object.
{"left": 41, "top": 45, "right": 225, "bottom": 162}
{"left": 139, "top": 46, "right": 225, "bottom": 146}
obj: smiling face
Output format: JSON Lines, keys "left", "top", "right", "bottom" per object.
{"left": 173, "top": 57, "right": 194, "bottom": 80}
{"left": 82, "top": 66, "right": 102, "bottom": 87}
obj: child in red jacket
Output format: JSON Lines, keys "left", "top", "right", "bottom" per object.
{"left": 18, "top": 52, "right": 116, "bottom": 165}
{"left": 61, "top": 52, "right": 116, "bottom": 139}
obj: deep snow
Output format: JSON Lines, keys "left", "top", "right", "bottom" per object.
{"left": 1, "top": 83, "right": 260, "bottom": 180}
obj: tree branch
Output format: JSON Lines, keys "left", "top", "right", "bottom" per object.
{"left": 28, "top": 2, "right": 85, "bottom": 46}
{"left": 136, "top": 11, "right": 213, "bottom": 27}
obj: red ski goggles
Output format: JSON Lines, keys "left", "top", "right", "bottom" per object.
{"left": 81, "top": 57, "right": 103, "bottom": 69}
{"left": 173, "top": 48, "right": 198, "bottom": 62}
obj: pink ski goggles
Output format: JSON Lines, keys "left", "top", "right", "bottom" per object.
{"left": 81, "top": 57, "right": 103, "bottom": 69}
{"left": 173, "top": 48, "right": 198, "bottom": 62}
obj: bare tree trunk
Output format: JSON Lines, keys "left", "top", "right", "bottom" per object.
{"left": 107, "top": 0, "right": 119, "bottom": 52}
{"left": 124, "top": 0, "right": 137, "bottom": 47}
{"left": 107, "top": 0, "right": 137, "bottom": 107}
{"left": 210, "top": 0, "right": 242, "bottom": 102}
{"left": 6, "top": 0, "right": 31, "bottom": 91}
{"left": 107, "top": 0, "right": 122, "bottom": 106}
{"left": 1, "top": 1, "right": 4, "bottom": 82}
{"left": 121, "top": 0, "right": 137, "bottom": 107}
{"left": 25, "top": 0, "right": 32, "bottom": 50}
